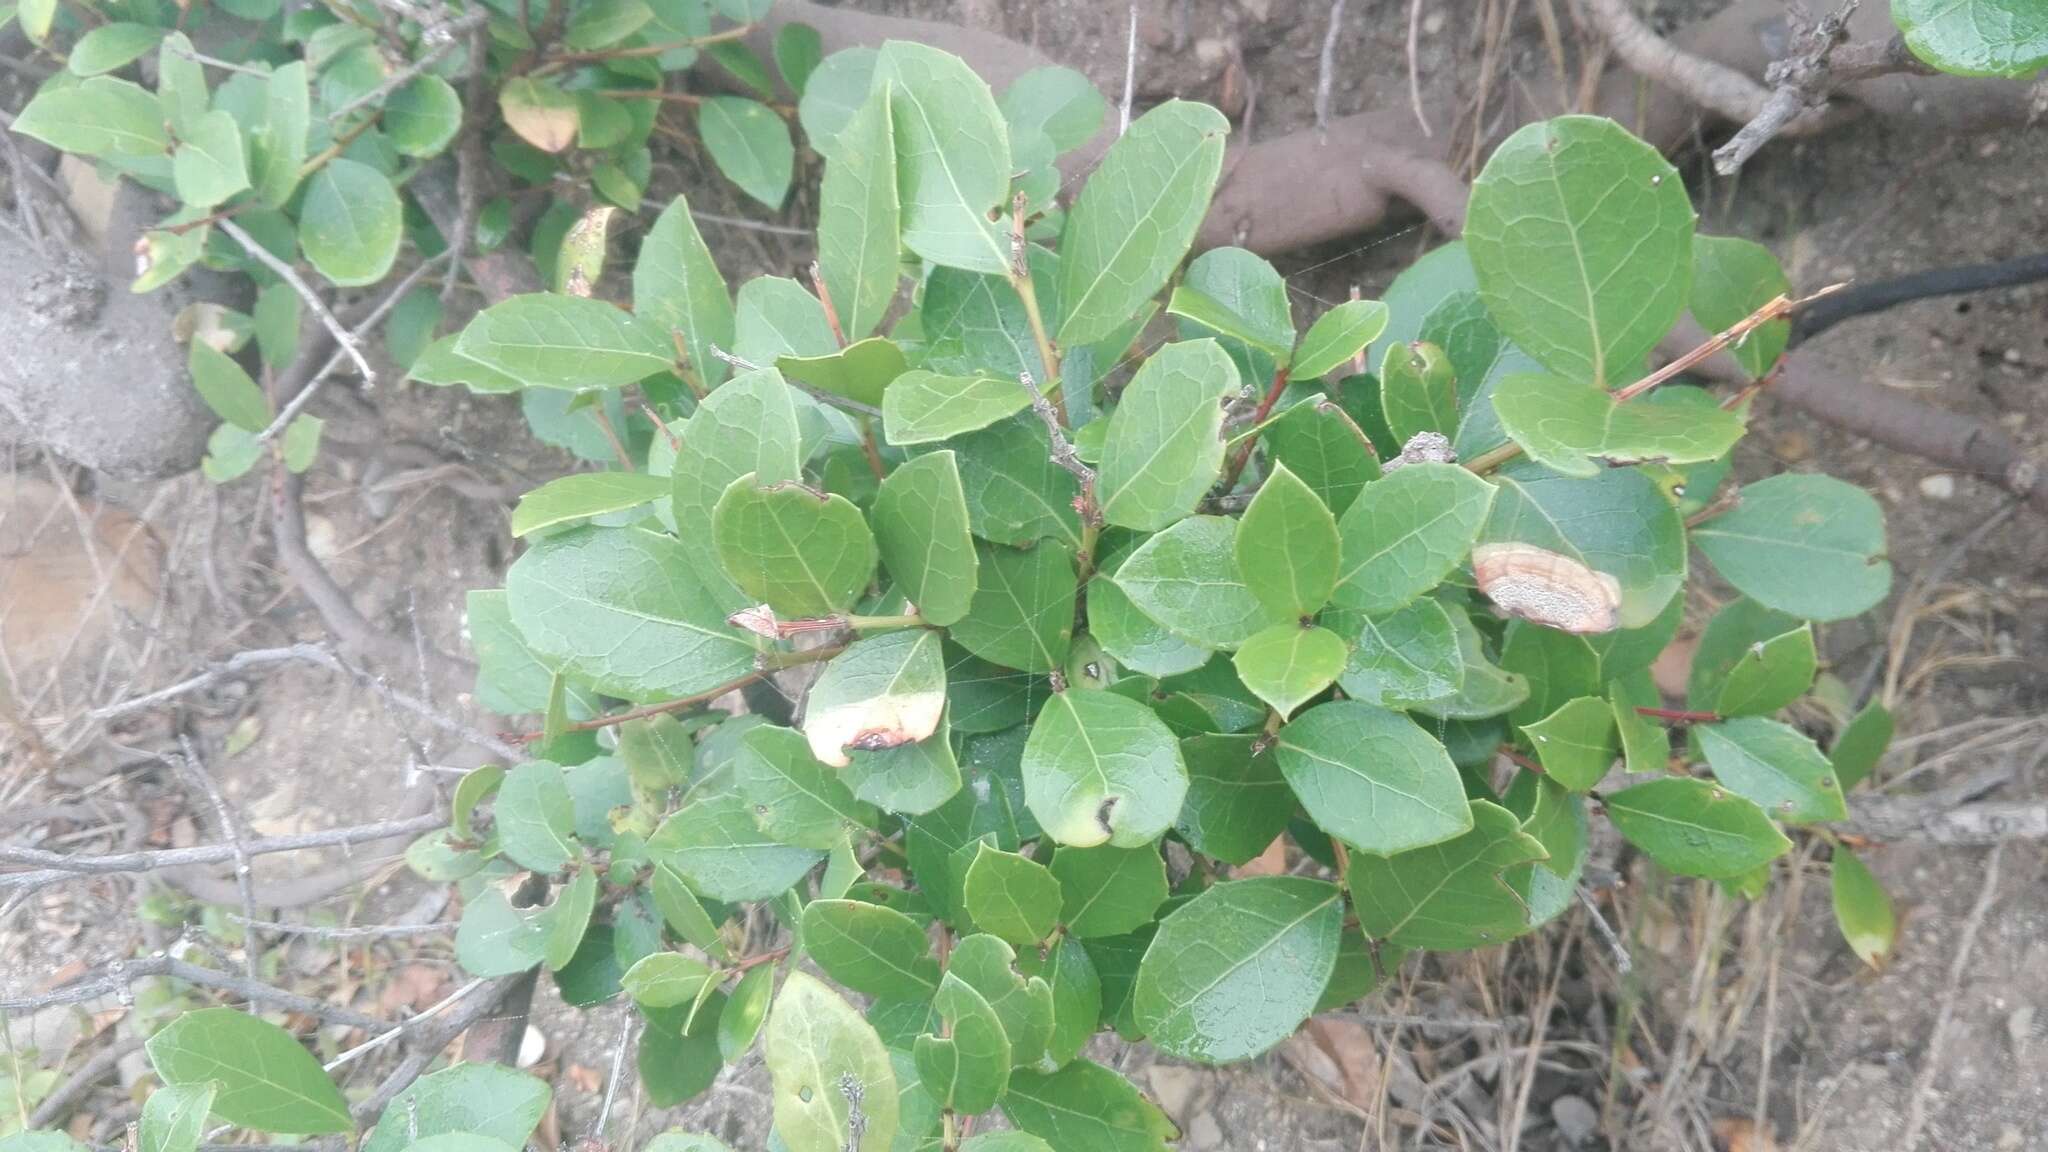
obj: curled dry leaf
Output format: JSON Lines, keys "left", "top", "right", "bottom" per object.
{"left": 1470, "top": 543, "right": 1623, "bottom": 635}
{"left": 803, "top": 684, "right": 945, "bottom": 768}
{"left": 728, "top": 603, "right": 780, "bottom": 638}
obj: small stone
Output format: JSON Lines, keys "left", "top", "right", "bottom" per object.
{"left": 1551, "top": 1095, "right": 1599, "bottom": 1146}
{"left": 2008, "top": 1005, "right": 2035, "bottom": 1057}
{"left": 1918, "top": 474, "right": 1956, "bottom": 500}
{"left": 516, "top": 1024, "right": 546, "bottom": 1068}
{"left": 1183, "top": 1113, "right": 1224, "bottom": 1152}
{"left": 1422, "top": 9, "right": 1445, "bottom": 34}
{"left": 1147, "top": 1064, "right": 1204, "bottom": 1121}
{"left": 1194, "top": 38, "right": 1229, "bottom": 66}
{"left": 2004, "top": 347, "right": 2023, "bottom": 364}
{"left": 1999, "top": 1124, "right": 2024, "bottom": 1150}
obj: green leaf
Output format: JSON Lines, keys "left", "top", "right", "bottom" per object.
{"left": 736, "top": 724, "right": 879, "bottom": 847}
{"left": 871, "top": 452, "right": 978, "bottom": 627}
{"left": 649, "top": 793, "right": 822, "bottom": 902}
{"left": 1114, "top": 516, "right": 1280, "bottom": 650}
{"left": 250, "top": 63, "right": 310, "bottom": 208}
{"left": 1176, "top": 734, "right": 1291, "bottom": 865}
{"left": 1829, "top": 700, "right": 1892, "bottom": 791}
{"left": 801, "top": 898, "right": 940, "bottom": 999}
{"left": 511, "top": 472, "right": 670, "bottom": 537}
{"left": 1484, "top": 462, "right": 1685, "bottom": 629}
{"left": 622, "top": 952, "right": 717, "bottom": 1009}
{"left": 1016, "top": 932, "right": 1101, "bottom": 1069}
{"left": 961, "top": 842, "right": 1062, "bottom": 945}
{"left": 734, "top": 275, "right": 835, "bottom": 364}
{"left": 1134, "top": 876, "right": 1341, "bottom": 1063}
{"left": 1504, "top": 771, "right": 1587, "bottom": 929}
{"left": 12, "top": 76, "right": 168, "bottom": 156}
{"left": 1086, "top": 573, "right": 1210, "bottom": 679}
{"left": 883, "top": 372, "right": 1030, "bottom": 445}
{"left": 817, "top": 80, "right": 900, "bottom": 341}
{"left": 1231, "top": 624, "right": 1346, "bottom": 718}
{"left": 69, "top": 23, "right": 166, "bottom": 76}
{"left": 1336, "top": 599, "right": 1465, "bottom": 707}
{"left": 1264, "top": 395, "right": 1382, "bottom": 518}
{"left": 1165, "top": 283, "right": 1291, "bottom": 360}
{"left": 18, "top": 0, "right": 56, "bottom": 43}
{"left": 1023, "top": 688, "right": 1187, "bottom": 848}
{"left": 639, "top": 994, "right": 727, "bottom": 1106}
{"left": 1690, "top": 235, "right": 1790, "bottom": 378}
{"left": 1172, "top": 247, "right": 1289, "bottom": 388}
{"left": 698, "top": 96, "right": 793, "bottom": 210}
{"left": 670, "top": 367, "right": 804, "bottom": 548}
{"left": 772, "top": 21, "right": 825, "bottom": 93}
{"left": 1293, "top": 299, "right": 1392, "bottom": 381}
{"left": 1002, "top": 1061, "right": 1175, "bottom": 1152}
{"left": 766, "top": 971, "right": 900, "bottom": 1152}
{"left": 641, "top": 1136, "right": 731, "bottom": 1152}
{"left": 712, "top": 474, "right": 876, "bottom": 617}
{"left": 1601, "top": 777, "right": 1791, "bottom": 878}
{"left": 566, "top": 0, "right": 651, "bottom": 48}
{"left": 653, "top": 862, "right": 729, "bottom": 959}
{"left": 1893, "top": 0, "right": 2048, "bottom": 76}
{"left": 374, "top": 74, "right": 462, "bottom": 159}
{"left": 453, "top": 886, "right": 546, "bottom": 975}
{"left": 1234, "top": 462, "right": 1339, "bottom": 620}
{"left": 362, "top": 1064, "right": 549, "bottom": 1152}
{"left": 637, "top": 196, "right": 736, "bottom": 391}
{"left": 1715, "top": 626, "right": 1816, "bottom": 717}
{"left": 157, "top": 34, "right": 207, "bottom": 137}
{"left": 777, "top": 337, "right": 907, "bottom": 409}
{"left": 297, "top": 159, "right": 401, "bottom": 288}
{"left": 1274, "top": 699, "right": 1471, "bottom": 856}
{"left": 948, "top": 412, "right": 1084, "bottom": 549}
{"left": 1831, "top": 847, "right": 1895, "bottom": 968}
{"left": 1349, "top": 799, "right": 1544, "bottom": 950}
{"left": 1609, "top": 673, "right": 1667, "bottom": 774}
{"left": 1697, "top": 716, "right": 1847, "bottom": 824}
{"left": 188, "top": 342, "right": 269, "bottom": 433}
{"left": 1049, "top": 844, "right": 1167, "bottom": 940}
{"left": 803, "top": 628, "right": 948, "bottom": 770}
{"left": 1057, "top": 101, "right": 1228, "bottom": 345}
{"left": 1465, "top": 115, "right": 1695, "bottom": 387}
{"left": 457, "top": 293, "right": 673, "bottom": 391}
{"left": 875, "top": 40, "right": 1012, "bottom": 275}
{"left": 719, "top": 963, "right": 775, "bottom": 1060}
{"left": 145, "top": 1008, "right": 350, "bottom": 1134}
{"left": 1501, "top": 621, "right": 1601, "bottom": 728}
{"left": 507, "top": 526, "right": 757, "bottom": 703}
{"left": 139, "top": 1081, "right": 214, "bottom": 1152}
{"left": 541, "top": 866, "right": 597, "bottom": 969}
{"left": 914, "top": 972, "right": 1012, "bottom": 1112}
{"left": 496, "top": 760, "right": 577, "bottom": 872}
{"left": 949, "top": 540, "right": 1075, "bottom": 673}
{"left": 1096, "top": 339, "right": 1235, "bottom": 530}
{"left": 1692, "top": 474, "right": 1892, "bottom": 621}
{"left": 1332, "top": 462, "right": 1496, "bottom": 614}
{"left": 842, "top": 714, "right": 963, "bottom": 816}
{"left": 1001, "top": 66, "right": 1105, "bottom": 154}
{"left": 948, "top": 934, "right": 1055, "bottom": 1069}
{"left": 1491, "top": 372, "right": 1746, "bottom": 478}
{"left": 1377, "top": 341, "right": 1456, "bottom": 443}
{"left": 1520, "top": 697, "right": 1617, "bottom": 791}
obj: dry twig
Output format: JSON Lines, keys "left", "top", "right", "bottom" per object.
{"left": 0, "top": 954, "right": 390, "bottom": 1029}
{"left": 0, "top": 811, "right": 445, "bottom": 894}
{"left": 174, "top": 736, "right": 262, "bottom": 997}
{"left": 1901, "top": 843, "right": 2003, "bottom": 1149}
{"left": 219, "top": 220, "right": 377, "bottom": 396}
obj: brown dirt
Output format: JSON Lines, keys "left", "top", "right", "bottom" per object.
{"left": 5, "top": 0, "right": 2047, "bottom": 1149}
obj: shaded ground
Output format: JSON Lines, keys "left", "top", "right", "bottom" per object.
{"left": 5, "top": 0, "right": 2047, "bottom": 1149}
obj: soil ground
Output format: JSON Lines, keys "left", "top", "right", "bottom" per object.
{"left": 5, "top": 0, "right": 2047, "bottom": 1149}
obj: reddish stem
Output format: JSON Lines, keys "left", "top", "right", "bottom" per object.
{"left": 731, "top": 946, "right": 789, "bottom": 974}
{"left": 1219, "top": 366, "right": 1290, "bottom": 490}
{"left": 1636, "top": 706, "right": 1721, "bottom": 724}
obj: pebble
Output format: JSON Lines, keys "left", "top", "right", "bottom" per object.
{"left": 1918, "top": 473, "right": 1957, "bottom": 500}
{"left": 1147, "top": 1064, "right": 1204, "bottom": 1121}
{"left": 1551, "top": 1095, "right": 1599, "bottom": 1147}
{"left": 517, "top": 1024, "right": 546, "bottom": 1068}
{"left": 2008, "top": 1005, "right": 2035, "bottom": 1058}
{"left": 1183, "top": 1113, "right": 1224, "bottom": 1151}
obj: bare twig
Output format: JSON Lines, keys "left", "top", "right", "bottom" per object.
{"left": 352, "top": 974, "right": 526, "bottom": 1120}
{"left": 219, "top": 219, "right": 377, "bottom": 397}
{"left": 1577, "top": 885, "right": 1633, "bottom": 975}
{"left": 1119, "top": 4, "right": 1138, "bottom": 135}
{"left": 0, "top": 955, "right": 391, "bottom": 1030}
{"left": 1405, "top": 0, "right": 1433, "bottom": 137}
{"left": 1315, "top": 0, "right": 1348, "bottom": 134}
{"left": 259, "top": 252, "right": 454, "bottom": 444}
{"left": 691, "top": 210, "right": 811, "bottom": 237}
{"left": 1901, "top": 843, "right": 2003, "bottom": 1150}
{"left": 1713, "top": 19, "right": 1930, "bottom": 175}
{"left": 1017, "top": 370, "right": 1099, "bottom": 514}
{"left": 327, "top": 11, "right": 486, "bottom": 125}
{"left": 25, "top": 1037, "right": 146, "bottom": 1130}
{"left": 0, "top": 812, "right": 445, "bottom": 892}
{"left": 175, "top": 736, "right": 262, "bottom": 999}
{"left": 228, "top": 915, "right": 456, "bottom": 940}
{"left": 593, "top": 1011, "right": 636, "bottom": 1140}
{"left": 325, "top": 977, "right": 487, "bottom": 1073}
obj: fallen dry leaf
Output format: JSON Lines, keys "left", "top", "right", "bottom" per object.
{"left": 1652, "top": 634, "right": 1699, "bottom": 700}
{"left": 1288, "top": 1016, "right": 1381, "bottom": 1108}
{"left": 566, "top": 1063, "right": 602, "bottom": 1094}
{"left": 1235, "top": 836, "right": 1288, "bottom": 878}
{"left": 1713, "top": 1117, "right": 1781, "bottom": 1152}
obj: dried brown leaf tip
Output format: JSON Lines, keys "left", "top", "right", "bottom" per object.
{"left": 1470, "top": 543, "right": 1623, "bottom": 634}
